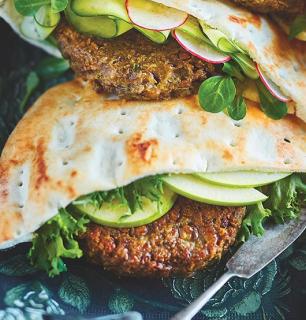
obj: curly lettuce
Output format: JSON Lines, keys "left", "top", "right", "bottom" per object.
{"left": 29, "top": 176, "right": 164, "bottom": 276}
{"left": 239, "top": 174, "right": 306, "bottom": 242}
{"left": 72, "top": 175, "right": 165, "bottom": 213}
{"left": 28, "top": 208, "right": 89, "bottom": 277}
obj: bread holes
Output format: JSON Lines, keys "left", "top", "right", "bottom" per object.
{"left": 118, "top": 161, "right": 124, "bottom": 167}
{"left": 118, "top": 129, "right": 124, "bottom": 135}
{"left": 284, "top": 138, "right": 291, "bottom": 143}
{"left": 18, "top": 204, "right": 24, "bottom": 209}
{"left": 233, "top": 122, "right": 242, "bottom": 128}
{"left": 120, "top": 110, "right": 127, "bottom": 116}
{"left": 175, "top": 133, "right": 180, "bottom": 138}
{"left": 230, "top": 141, "right": 237, "bottom": 147}
{"left": 18, "top": 182, "right": 23, "bottom": 187}
{"left": 70, "top": 121, "right": 75, "bottom": 127}
{"left": 177, "top": 108, "right": 184, "bottom": 115}
{"left": 284, "top": 159, "right": 291, "bottom": 165}
{"left": 62, "top": 160, "right": 69, "bottom": 166}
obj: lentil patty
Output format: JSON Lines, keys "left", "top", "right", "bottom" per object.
{"left": 80, "top": 197, "right": 245, "bottom": 277}
{"left": 232, "top": 0, "right": 305, "bottom": 15}
{"left": 55, "top": 23, "right": 217, "bottom": 100}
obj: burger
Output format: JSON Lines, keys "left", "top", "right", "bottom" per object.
{"left": 1, "top": 0, "right": 306, "bottom": 120}
{"left": 0, "top": 0, "right": 305, "bottom": 278}
{"left": 0, "top": 79, "right": 304, "bottom": 277}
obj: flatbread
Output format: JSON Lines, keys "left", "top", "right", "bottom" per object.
{"left": 2, "top": 0, "right": 305, "bottom": 122}
{"left": 153, "top": 0, "right": 306, "bottom": 122}
{"left": 0, "top": 79, "right": 305, "bottom": 248}
{"left": 0, "top": 0, "right": 61, "bottom": 57}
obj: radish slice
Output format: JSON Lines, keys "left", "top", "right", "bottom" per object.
{"left": 172, "top": 29, "right": 231, "bottom": 64}
{"left": 256, "top": 64, "right": 290, "bottom": 102}
{"left": 126, "top": 0, "right": 188, "bottom": 31}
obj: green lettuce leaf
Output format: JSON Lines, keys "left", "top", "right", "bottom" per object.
{"left": 28, "top": 208, "right": 89, "bottom": 277}
{"left": 73, "top": 175, "right": 165, "bottom": 213}
{"left": 265, "top": 174, "right": 306, "bottom": 224}
{"left": 239, "top": 174, "right": 306, "bottom": 242}
{"left": 239, "top": 202, "right": 271, "bottom": 242}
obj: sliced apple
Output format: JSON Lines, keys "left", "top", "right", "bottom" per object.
{"left": 256, "top": 64, "right": 290, "bottom": 102}
{"left": 163, "top": 175, "right": 267, "bottom": 206}
{"left": 126, "top": 0, "right": 188, "bottom": 31}
{"left": 172, "top": 29, "right": 231, "bottom": 64}
{"left": 195, "top": 172, "right": 291, "bottom": 188}
{"left": 73, "top": 187, "right": 176, "bottom": 228}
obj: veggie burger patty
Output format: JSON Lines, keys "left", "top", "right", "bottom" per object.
{"left": 80, "top": 197, "right": 245, "bottom": 277}
{"left": 55, "top": 23, "right": 217, "bottom": 100}
{"left": 232, "top": 0, "right": 305, "bottom": 15}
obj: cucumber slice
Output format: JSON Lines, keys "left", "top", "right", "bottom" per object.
{"left": 195, "top": 172, "right": 291, "bottom": 188}
{"left": 74, "top": 187, "right": 177, "bottom": 228}
{"left": 163, "top": 175, "right": 267, "bottom": 206}
{"left": 70, "top": 0, "right": 168, "bottom": 43}
{"left": 177, "top": 16, "right": 209, "bottom": 42}
{"left": 136, "top": 27, "right": 170, "bottom": 43}
{"left": 20, "top": 16, "right": 55, "bottom": 41}
{"left": 34, "top": 5, "right": 60, "bottom": 28}
{"left": 126, "top": 0, "right": 187, "bottom": 31}
{"left": 233, "top": 53, "right": 259, "bottom": 80}
{"left": 66, "top": 5, "right": 132, "bottom": 38}
{"left": 71, "top": 0, "right": 129, "bottom": 21}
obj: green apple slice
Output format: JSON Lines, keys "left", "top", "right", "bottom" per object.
{"left": 73, "top": 187, "right": 177, "bottom": 228}
{"left": 163, "top": 175, "right": 267, "bottom": 206}
{"left": 195, "top": 172, "right": 291, "bottom": 188}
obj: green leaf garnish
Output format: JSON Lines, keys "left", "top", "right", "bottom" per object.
{"left": 222, "top": 61, "right": 245, "bottom": 81}
{"left": 34, "top": 57, "right": 70, "bottom": 79}
{"left": 239, "top": 174, "right": 305, "bottom": 242}
{"left": 227, "top": 95, "right": 247, "bottom": 120}
{"left": 256, "top": 80, "right": 288, "bottom": 120}
{"left": 232, "top": 53, "right": 258, "bottom": 80}
{"left": 289, "top": 14, "right": 306, "bottom": 39}
{"left": 19, "top": 71, "right": 40, "bottom": 112}
{"left": 29, "top": 208, "right": 89, "bottom": 277}
{"left": 264, "top": 174, "right": 306, "bottom": 224}
{"left": 51, "top": 0, "right": 68, "bottom": 13}
{"left": 239, "top": 202, "right": 271, "bottom": 242}
{"left": 198, "top": 76, "right": 236, "bottom": 113}
{"left": 73, "top": 176, "right": 165, "bottom": 214}
{"left": 14, "top": 0, "right": 50, "bottom": 16}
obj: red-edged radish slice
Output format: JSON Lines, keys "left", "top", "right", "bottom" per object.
{"left": 126, "top": 0, "right": 188, "bottom": 31}
{"left": 256, "top": 64, "right": 290, "bottom": 102}
{"left": 172, "top": 29, "right": 231, "bottom": 64}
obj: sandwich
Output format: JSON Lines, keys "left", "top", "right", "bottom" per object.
{"left": 0, "top": 79, "right": 304, "bottom": 277}
{"left": 1, "top": 0, "right": 306, "bottom": 122}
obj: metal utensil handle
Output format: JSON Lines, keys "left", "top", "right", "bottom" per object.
{"left": 170, "top": 271, "right": 235, "bottom": 320}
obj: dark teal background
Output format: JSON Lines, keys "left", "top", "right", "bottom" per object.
{"left": 0, "top": 19, "right": 306, "bottom": 320}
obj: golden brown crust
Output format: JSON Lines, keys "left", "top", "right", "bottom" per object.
{"left": 0, "top": 79, "right": 305, "bottom": 247}
{"left": 232, "top": 0, "right": 305, "bottom": 15}
{"left": 81, "top": 197, "right": 246, "bottom": 277}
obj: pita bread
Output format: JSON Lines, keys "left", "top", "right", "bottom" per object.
{"left": 0, "top": 79, "right": 305, "bottom": 248}
{"left": 152, "top": 0, "right": 306, "bottom": 122}
{"left": 2, "top": 0, "right": 305, "bottom": 122}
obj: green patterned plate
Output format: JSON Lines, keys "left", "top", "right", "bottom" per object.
{"left": 1, "top": 20, "right": 306, "bottom": 320}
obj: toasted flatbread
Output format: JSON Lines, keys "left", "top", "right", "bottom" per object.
{"left": 0, "top": 79, "right": 305, "bottom": 248}
{"left": 153, "top": 0, "right": 306, "bottom": 122}
{"left": 1, "top": 0, "right": 306, "bottom": 122}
